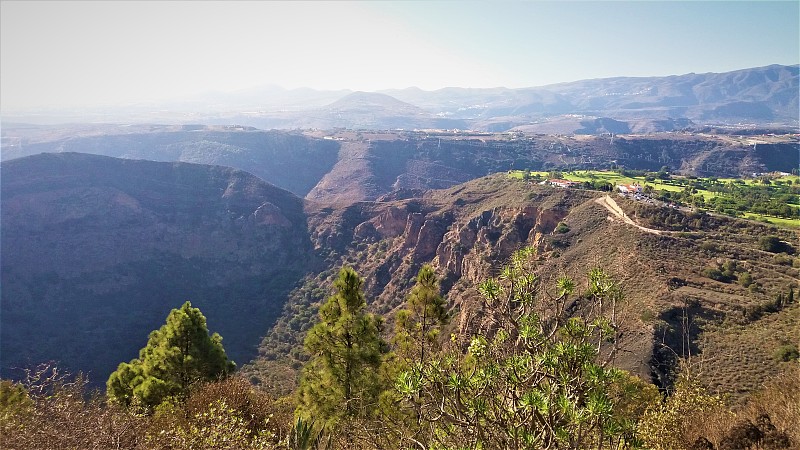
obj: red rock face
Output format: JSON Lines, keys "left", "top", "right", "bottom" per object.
{"left": 373, "top": 207, "right": 410, "bottom": 238}
{"left": 402, "top": 213, "right": 425, "bottom": 249}
{"left": 353, "top": 206, "right": 409, "bottom": 240}
{"left": 412, "top": 219, "right": 449, "bottom": 264}
{"left": 432, "top": 206, "right": 567, "bottom": 284}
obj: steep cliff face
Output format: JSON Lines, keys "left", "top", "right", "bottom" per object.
{"left": 301, "top": 177, "right": 593, "bottom": 336}
{"left": 435, "top": 206, "right": 567, "bottom": 282}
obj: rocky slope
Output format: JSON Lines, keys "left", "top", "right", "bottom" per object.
{"left": 1, "top": 153, "right": 317, "bottom": 382}
{"left": 254, "top": 174, "right": 799, "bottom": 396}
{"left": 302, "top": 131, "right": 798, "bottom": 204}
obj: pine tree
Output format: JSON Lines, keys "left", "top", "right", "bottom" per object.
{"left": 394, "top": 264, "right": 448, "bottom": 368}
{"left": 296, "top": 267, "right": 385, "bottom": 428}
{"left": 107, "top": 301, "right": 235, "bottom": 409}
{"left": 390, "top": 265, "right": 449, "bottom": 438}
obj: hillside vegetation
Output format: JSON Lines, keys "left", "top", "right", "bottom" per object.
{"left": 1, "top": 148, "right": 798, "bottom": 448}
{"left": 250, "top": 173, "right": 799, "bottom": 402}
{"left": 2, "top": 254, "right": 797, "bottom": 449}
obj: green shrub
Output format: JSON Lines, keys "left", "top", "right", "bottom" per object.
{"left": 774, "top": 344, "right": 799, "bottom": 362}
{"left": 759, "top": 236, "right": 781, "bottom": 252}
{"left": 772, "top": 254, "right": 793, "bottom": 266}
{"left": 700, "top": 241, "right": 718, "bottom": 252}
{"left": 759, "top": 236, "right": 794, "bottom": 254}
{"left": 738, "top": 272, "right": 754, "bottom": 288}
{"left": 554, "top": 222, "right": 570, "bottom": 233}
{"left": 638, "top": 373, "right": 730, "bottom": 450}
{"left": 396, "top": 252, "right": 646, "bottom": 449}
{"left": 703, "top": 267, "right": 727, "bottom": 282}
{"left": 639, "top": 308, "right": 657, "bottom": 323}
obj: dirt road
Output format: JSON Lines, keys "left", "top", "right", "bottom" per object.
{"left": 595, "top": 195, "right": 666, "bottom": 235}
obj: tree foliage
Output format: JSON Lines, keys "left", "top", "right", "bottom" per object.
{"left": 759, "top": 235, "right": 794, "bottom": 254}
{"left": 0, "top": 379, "right": 33, "bottom": 420}
{"left": 395, "top": 248, "right": 647, "bottom": 449}
{"left": 107, "top": 301, "right": 235, "bottom": 409}
{"left": 296, "top": 267, "right": 386, "bottom": 429}
{"left": 637, "top": 372, "right": 730, "bottom": 450}
{"left": 385, "top": 265, "right": 450, "bottom": 444}
{"left": 393, "top": 264, "right": 448, "bottom": 368}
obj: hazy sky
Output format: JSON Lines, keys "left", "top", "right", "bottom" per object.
{"left": 2, "top": 0, "right": 798, "bottom": 110}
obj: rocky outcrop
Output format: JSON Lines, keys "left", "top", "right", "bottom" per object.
{"left": 402, "top": 213, "right": 426, "bottom": 248}
{"left": 412, "top": 217, "right": 451, "bottom": 263}
{"left": 310, "top": 191, "right": 580, "bottom": 327}
{"left": 348, "top": 200, "right": 569, "bottom": 288}
{"left": 434, "top": 206, "right": 568, "bottom": 282}
{"left": 353, "top": 206, "right": 409, "bottom": 240}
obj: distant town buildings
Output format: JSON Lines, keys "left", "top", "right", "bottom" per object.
{"left": 544, "top": 179, "right": 583, "bottom": 188}
{"left": 617, "top": 183, "right": 643, "bottom": 194}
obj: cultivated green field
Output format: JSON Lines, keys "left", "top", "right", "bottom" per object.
{"left": 511, "top": 170, "right": 800, "bottom": 229}
{"left": 742, "top": 213, "right": 800, "bottom": 229}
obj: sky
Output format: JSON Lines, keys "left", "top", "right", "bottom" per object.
{"left": 1, "top": 0, "right": 798, "bottom": 111}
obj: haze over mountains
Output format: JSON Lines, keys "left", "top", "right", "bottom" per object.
{"left": 3, "top": 65, "right": 797, "bottom": 132}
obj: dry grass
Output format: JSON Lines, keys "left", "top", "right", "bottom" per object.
{"left": 743, "top": 364, "right": 800, "bottom": 444}
{"left": 693, "top": 364, "right": 800, "bottom": 449}
{"left": 0, "top": 364, "right": 145, "bottom": 449}
{"left": 0, "top": 368, "right": 293, "bottom": 450}
{"left": 698, "top": 304, "right": 800, "bottom": 397}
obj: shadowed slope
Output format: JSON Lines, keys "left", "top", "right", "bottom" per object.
{"left": 1, "top": 153, "right": 317, "bottom": 383}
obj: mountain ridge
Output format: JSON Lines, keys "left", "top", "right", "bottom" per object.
{"left": 3, "top": 128, "right": 797, "bottom": 206}
{"left": 1, "top": 153, "right": 317, "bottom": 382}
{"left": 3, "top": 65, "right": 797, "bottom": 130}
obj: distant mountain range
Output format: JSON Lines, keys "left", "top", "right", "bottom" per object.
{"left": 4, "top": 65, "right": 796, "bottom": 132}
